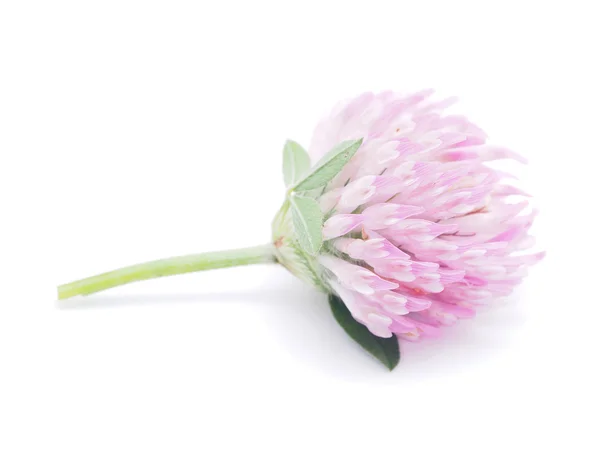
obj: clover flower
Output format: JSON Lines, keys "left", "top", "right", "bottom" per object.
{"left": 58, "top": 90, "right": 543, "bottom": 369}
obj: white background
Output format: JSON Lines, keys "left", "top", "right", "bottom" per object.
{"left": 1, "top": 1, "right": 598, "bottom": 449}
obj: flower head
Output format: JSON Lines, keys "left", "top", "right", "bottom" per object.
{"left": 273, "top": 91, "right": 543, "bottom": 342}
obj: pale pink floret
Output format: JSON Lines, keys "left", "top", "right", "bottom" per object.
{"left": 322, "top": 214, "right": 364, "bottom": 240}
{"left": 310, "top": 91, "right": 543, "bottom": 342}
{"left": 362, "top": 203, "right": 425, "bottom": 229}
{"left": 320, "top": 255, "right": 398, "bottom": 296}
{"left": 334, "top": 236, "right": 409, "bottom": 260}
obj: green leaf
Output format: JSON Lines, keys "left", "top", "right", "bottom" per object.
{"left": 294, "top": 139, "right": 363, "bottom": 191}
{"left": 282, "top": 140, "right": 311, "bottom": 187}
{"left": 289, "top": 194, "right": 323, "bottom": 256}
{"left": 329, "top": 294, "right": 400, "bottom": 370}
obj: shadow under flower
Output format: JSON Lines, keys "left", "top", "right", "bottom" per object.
{"left": 56, "top": 281, "right": 528, "bottom": 381}
{"left": 261, "top": 285, "right": 529, "bottom": 381}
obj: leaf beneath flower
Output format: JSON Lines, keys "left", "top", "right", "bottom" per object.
{"left": 289, "top": 194, "right": 323, "bottom": 256}
{"left": 329, "top": 294, "right": 400, "bottom": 370}
{"left": 294, "top": 139, "right": 362, "bottom": 191}
{"left": 282, "top": 140, "right": 311, "bottom": 187}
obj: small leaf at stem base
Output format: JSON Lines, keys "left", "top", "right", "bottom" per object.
{"left": 282, "top": 140, "right": 311, "bottom": 187}
{"left": 329, "top": 294, "right": 400, "bottom": 370}
{"left": 289, "top": 194, "right": 323, "bottom": 256}
{"left": 294, "top": 139, "right": 362, "bottom": 191}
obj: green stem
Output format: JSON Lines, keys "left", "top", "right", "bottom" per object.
{"left": 57, "top": 244, "right": 276, "bottom": 300}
